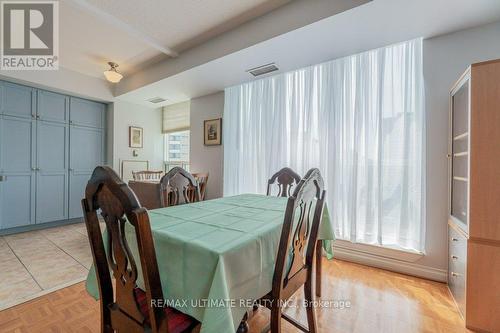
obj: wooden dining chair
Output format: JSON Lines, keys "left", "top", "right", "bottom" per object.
{"left": 160, "top": 167, "right": 201, "bottom": 207}
{"left": 132, "top": 170, "right": 163, "bottom": 181}
{"left": 259, "top": 168, "right": 326, "bottom": 333}
{"left": 81, "top": 166, "right": 201, "bottom": 333}
{"left": 128, "top": 180, "right": 163, "bottom": 210}
{"left": 266, "top": 167, "right": 301, "bottom": 197}
{"left": 192, "top": 172, "right": 209, "bottom": 201}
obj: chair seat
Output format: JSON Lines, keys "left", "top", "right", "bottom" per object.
{"left": 134, "top": 288, "right": 199, "bottom": 333}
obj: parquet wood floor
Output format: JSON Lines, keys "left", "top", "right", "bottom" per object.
{"left": 0, "top": 259, "right": 469, "bottom": 333}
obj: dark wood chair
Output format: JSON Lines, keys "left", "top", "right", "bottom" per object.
{"left": 81, "top": 166, "right": 201, "bottom": 333}
{"left": 160, "top": 167, "right": 201, "bottom": 207}
{"left": 192, "top": 172, "right": 209, "bottom": 201}
{"left": 266, "top": 167, "right": 301, "bottom": 197}
{"left": 132, "top": 170, "right": 164, "bottom": 181}
{"left": 128, "top": 180, "right": 163, "bottom": 210}
{"left": 267, "top": 167, "right": 323, "bottom": 298}
{"left": 259, "top": 168, "right": 326, "bottom": 333}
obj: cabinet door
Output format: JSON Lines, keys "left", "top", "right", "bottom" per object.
{"left": 0, "top": 81, "right": 35, "bottom": 119}
{"left": 69, "top": 126, "right": 103, "bottom": 218}
{"left": 70, "top": 97, "right": 105, "bottom": 128}
{"left": 0, "top": 116, "right": 36, "bottom": 229}
{"left": 36, "top": 121, "right": 68, "bottom": 223}
{"left": 450, "top": 78, "right": 470, "bottom": 229}
{"left": 38, "top": 90, "right": 68, "bottom": 123}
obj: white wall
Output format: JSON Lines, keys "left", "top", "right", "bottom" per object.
{"left": 190, "top": 92, "right": 224, "bottom": 199}
{"left": 0, "top": 66, "right": 114, "bottom": 102}
{"left": 186, "top": 21, "right": 500, "bottom": 276}
{"left": 109, "top": 100, "right": 164, "bottom": 174}
{"left": 421, "top": 20, "right": 500, "bottom": 271}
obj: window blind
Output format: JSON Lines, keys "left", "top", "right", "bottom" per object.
{"left": 162, "top": 101, "right": 190, "bottom": 134}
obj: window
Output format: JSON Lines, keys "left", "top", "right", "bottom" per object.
{"left": 164, "top": 130, "right": 190, "bottom": 171}
{"left": 223, "top": 39, "right": 425, "bottom": 253}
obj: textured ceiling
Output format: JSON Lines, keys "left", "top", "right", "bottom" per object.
{"left": 83, "top": 0, "right": 290, "bottom": 52}
{"left": 59, "top": 2, "right": 158, "bottom": 78}
{"left": 116, "top": 0, "right": 500, "bottom": 107}
{"left": 59, "top": 0, "right": 290, "bottom": 78}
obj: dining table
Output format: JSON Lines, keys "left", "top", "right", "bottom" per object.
{"left": 85, "top": 193, "right": 335, "bottom": 333}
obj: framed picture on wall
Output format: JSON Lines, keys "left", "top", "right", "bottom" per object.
{"left": 204, "top": 118, "right": 222, "bottom": 145}
{"left": 129, "top": 126, "right": 143, "bottom": 148}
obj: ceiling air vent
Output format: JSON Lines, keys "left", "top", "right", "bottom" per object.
{"left": 147, "top": 97, "right": 167, "bottom": 104}
{"left": 247, "top": 63, "right": 279, "bottom": 77}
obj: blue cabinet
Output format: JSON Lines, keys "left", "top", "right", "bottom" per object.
{"left": 69, "top": 126, "right": 104, "bottom": 218}
{"left": 36, "top": 121, "right": 69, "bottom": 223}
{"left": 0, "top": 81, "right": 35, "bottom": 119}
{"left": 0, "top": 80, "right": 106, "bottom": 231}
{"left": 37, "top": 90, "right": 68, "bottom": 123}
{"left": 70, "top": 97, "right": 105, "bottom": 128}
{"left": 0, "top": 116, "right": 36, "bottom": 229}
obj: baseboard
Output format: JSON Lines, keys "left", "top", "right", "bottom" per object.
{"left": 0, "top": 217, "right": 84, "bottom": 236}
{"left": 333, "top": 246, "right": 448, "bottom": 282}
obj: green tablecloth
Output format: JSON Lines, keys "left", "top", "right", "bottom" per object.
{"left": 86, "top": 194, "right": 334, "bottom": 333}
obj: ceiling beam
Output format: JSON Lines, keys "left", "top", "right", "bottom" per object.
{"left": 66, "top": 0, "right": 178, "bottom": 57}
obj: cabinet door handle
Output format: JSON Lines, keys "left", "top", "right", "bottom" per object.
{"left": 451, "top": 238, "right": 459, "bottom": 242}
{"left": 451, "top": 272, "right": 459, "bottom": 277}
{"left": 451, "top": 255, "right": 458, "bottom": 260}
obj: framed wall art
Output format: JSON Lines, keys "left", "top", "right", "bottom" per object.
{"left": 129, "top": 126, "right": 143, "bottom": 148}
{"left": 204, "top": 118, "right": 222, "bottom": 146}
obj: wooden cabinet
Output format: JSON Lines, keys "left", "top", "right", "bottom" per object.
{"left": 0, "top": 80, "right": 106, "bottom": 231}
{"left": 448, "top": 59, "right": 500, "bottom": 332}
{"left": 448, "top": 224, "right": 467, "bottom": 316}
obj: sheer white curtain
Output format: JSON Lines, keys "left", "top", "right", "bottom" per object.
{"left": 223, "top": 39, "right": 425, "bottom": 252}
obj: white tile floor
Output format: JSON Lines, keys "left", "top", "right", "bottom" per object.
{"left": 0, "top": 222, "right": 98, "bottom": 310}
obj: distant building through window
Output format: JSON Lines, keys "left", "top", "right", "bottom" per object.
{"left": 164, "top": 130, "right": 190, "bottom": 171}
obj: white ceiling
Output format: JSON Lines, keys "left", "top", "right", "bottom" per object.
{"left": 116, "top": 0, "right": 500, "bottom": 107}
{"left": 59, "top": 0, "right": 290, "bottom": 78}
{"left": 82, "top": 0, "right": 290, "bottom": 52}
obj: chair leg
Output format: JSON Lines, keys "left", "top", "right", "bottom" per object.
{"left": 304, "top": 280, "right": 317, "bottom": 333}
{"left": 237, "top": 312, "right": 250, "bottom": 333}
{"left": 315, "top": 241, "right": 322, "bottom": 298}
{"left": 270, "top": 306, "right": 282, "bottom": 333}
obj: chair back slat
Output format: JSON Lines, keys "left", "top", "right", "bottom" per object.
{"left": 272, "top": 168, "right": 325, "bottom": 296}
{"left": 160, "top": 167, "right": 201, "bottom": 207}
{"left": 82, "top": 166, "right": 167, "bottom": 332}
{"left": 132, "top": 170, "right": 163, "bottom": 181}
{"left": 192, "top": 172, "right": 209, "bottom": 201}
{"left": 267, "top": 167, "right": 301, "bottom": 197}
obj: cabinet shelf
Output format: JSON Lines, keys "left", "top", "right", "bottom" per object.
{"left": 453, "top": 176, "right": 468, "bottom": 182}
{"left": 453, "top": 132, "right": 468, "bottom": 140}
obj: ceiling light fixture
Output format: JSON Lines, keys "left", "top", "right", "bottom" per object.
{"left": 103, "top": 62, "right": 123, "bottom": 83}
